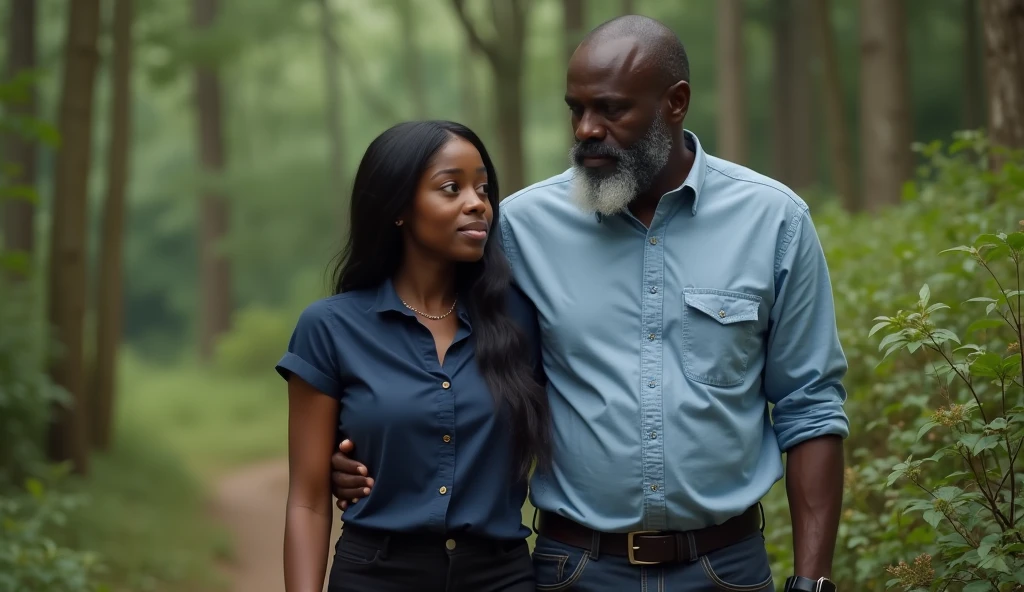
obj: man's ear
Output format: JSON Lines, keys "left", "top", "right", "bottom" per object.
{"left": 665, "top": 80, "right": 690, "bottom": 124}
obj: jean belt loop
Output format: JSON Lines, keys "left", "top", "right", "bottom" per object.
{"left": 379, "top": 534, "right": 391, "bottom": 560}
{"left": 589, "top": 530, "right": 601, "bottom": 560}
{"left": 685, "top": 531, "right": 699, "bottom": 563}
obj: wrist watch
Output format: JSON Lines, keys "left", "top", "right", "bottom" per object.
{"left": 784, "top": 576, "right": 837, "bottom": 592}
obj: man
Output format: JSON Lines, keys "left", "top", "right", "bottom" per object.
{"left": 330, "top": 15, "right": 848, "bottom": 592}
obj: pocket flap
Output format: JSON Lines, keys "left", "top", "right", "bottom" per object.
{"left": 683, "top": 289, "right": 761, "bottom": 325}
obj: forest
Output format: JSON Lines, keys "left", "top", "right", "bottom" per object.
{"left": 1, "top": 0, "right": 1022, "bottom": 591}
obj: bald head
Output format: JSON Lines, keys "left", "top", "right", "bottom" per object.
{"left": 577, "top": 15, "right": 689, "bottom": 87}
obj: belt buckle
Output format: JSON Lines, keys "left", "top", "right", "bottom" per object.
{"left": 625, "top": 530, "right": 660, "bottom": 565}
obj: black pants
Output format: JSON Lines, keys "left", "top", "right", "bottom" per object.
{"left": 327, "top": 526, "right": 535, "bottom": 592}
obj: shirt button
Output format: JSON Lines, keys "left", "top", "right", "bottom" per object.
{"left": 650, "top": 286, "right": 657, "bottom": 294}
{"left": 650, "top": 485, "right": 658, "bottom": 492}
{"left": 442, "top": 434, "right": 451, "bottom": 443}
{"left": 445, "top": 539, "right": 456, "bottom": 550}
{"left": 648, "top": 380, "right": 656, "bottom": 388}
{"left": 650, "top": 432, "right": 657, "bottom": 439}
{"left": 649, "top": 237, "right": 658, "bottom": 245}
{"left": 442, "top": 381, "right": 451, "bottom": 389}
{"left": 718, "top": 310, "right": 726, "bottom": 318}
{"left": 439, "top": 486, "right": 448, "bottom": 495}
{"left": 648, "top": 333, "right": 656, "bottom": 341}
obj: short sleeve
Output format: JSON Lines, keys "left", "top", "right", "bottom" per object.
{"left": 275, "top": 299, "right": 343, "bottom": 399}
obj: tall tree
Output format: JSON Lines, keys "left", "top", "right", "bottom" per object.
{"left": 2, "top": 0, "right": 37, "bottom": 276}
{"left": 318, "top": 0, "right": 345, "bottom": 198}
{"left": 962, "top": 0, "right": 985, "bottom": 131}
{"left": 980, "top": 0, "right": 1024, "bottom": 170}
{"left": 858, "top": 0, "right": 912, "bottom": 212}
{"left": 716, "top": 0, "right": 747, "bottom": 164}
{"left": 91, "top": 0, "right": 133, "bottom": 452}
{"left": 811, "top": 0, "right": 856, "bottom": 211}
{"left": 772, "top": 0, "right": 814, "bottom": 190}
{"left": 563, "top": 0, "right": 584, "bottom": 65}
{"left": 451, "top": 0, "right": 530, "bottom": 194}
{"left": 193, "top": 0, "right": 233, "bottom": 362}
{"left": 396, "top": 0, "right": 426, "bottom": 119}
{"left": 47, "top": 0, "right": 103, "bottom": 475}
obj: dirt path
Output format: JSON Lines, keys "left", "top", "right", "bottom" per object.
{"left": 212, "top": 458, "right": 341, "bottom": 592}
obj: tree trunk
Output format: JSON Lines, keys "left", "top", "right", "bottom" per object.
{"left": 450, "top": 0, "right": 529, "bottom": 194}
{"left": 563, "top": 0, "right": 584, "bottom": 64}
{"left": 980, "top": 0, "right": 1024, "bottom": 170}
{"left": 772, "top": 0, "right": 814, "bottom": 190}
{"left": 194, "top": 0, "right": 232, "bottom": 363}
{"left": 858, "top": 0, "right": 912, "bottom": 212}
{"left": 91, "top": 0, "right": 133, "bottom": 452}
{"left": 460, "top": 44, "right": 480, "bottom": 133}
{"left": 2, "top": 0, "right": 36, "bottom": 277}
{"left": 46, "top": 0, "right": 102, "bottom": 475}
{"left": 396, "top": 0, "right": 426, "bottom": 119}
{"left": 962, "top": 0, "right": 984, "bottom": 131}
{"left": 318, "top": 0, "right": 345, "bottom": 200}
{"left": 811, "top": 0, "right": 857, "bottom": 211}
{"left": 716, "top": 0, "right": 747, "bottom": 164}
{"left": 622, "top": 0, "right": 635, "bottom": 15}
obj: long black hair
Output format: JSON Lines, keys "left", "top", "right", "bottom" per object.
{"left": 329, "top": 120, "right": 551, "bottom": 480}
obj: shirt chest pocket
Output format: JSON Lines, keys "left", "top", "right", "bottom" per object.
{"left": 681, "top": 288, "right": 763, "bottom": 388}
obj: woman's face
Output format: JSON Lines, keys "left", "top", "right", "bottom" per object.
{"left": 402, "top": 136, "right": 494, "bottom": 263}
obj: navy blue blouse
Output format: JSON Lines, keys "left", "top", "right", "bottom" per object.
{"left": 275, "top": 278, "right": 541, "bottom": 540}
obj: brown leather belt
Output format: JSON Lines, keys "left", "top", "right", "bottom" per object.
{"left": 536, "top": 505, "right": 762, "bottom": 566}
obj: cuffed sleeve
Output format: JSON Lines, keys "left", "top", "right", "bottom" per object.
{"left": 275, "top": 299, "right": 343, "bottom": 399}
{"left": 765, "top": 209, "right": 850, "bottom": 451}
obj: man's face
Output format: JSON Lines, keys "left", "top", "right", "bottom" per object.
{"left": 565, "top": 37, "right": 673, "bottom": 216}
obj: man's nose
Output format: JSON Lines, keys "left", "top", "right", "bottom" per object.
{"left": 574, "top": 112, "right": 606, "bottom": 143}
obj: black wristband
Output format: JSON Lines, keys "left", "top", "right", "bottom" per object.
{"left": 784, "top": 576, "right": 837, "bottom": 592}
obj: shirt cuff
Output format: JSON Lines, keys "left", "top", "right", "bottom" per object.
{"left": 275, "top": 352, "right": 342, "bottom": 399}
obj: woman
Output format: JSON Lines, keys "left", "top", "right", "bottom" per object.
{"left": 276, "top": 120, "right": 551, "bottom": 592}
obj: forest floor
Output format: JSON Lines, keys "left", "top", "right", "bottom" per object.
{"left": 211, "top": 457, "right": 341, "bottom": 592}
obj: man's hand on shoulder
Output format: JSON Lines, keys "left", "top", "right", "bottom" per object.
{"left": 329, "top": 439, "right": 373, "bottom": 511}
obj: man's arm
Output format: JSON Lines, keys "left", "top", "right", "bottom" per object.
{"left": 763, "top": 208, "right": 849, "bottom": 580}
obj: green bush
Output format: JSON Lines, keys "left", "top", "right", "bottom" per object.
{"left": 760, "top": 132, "right": 1023, "bottom": 590}
{"left": 872, "top": 228, "right": 1023, "bottom": 591}
{"left": 212, "top": 304, "right": 298, "bottom": 377}
{"left": 0, "top": 470, "right": 106, "bottom": 592}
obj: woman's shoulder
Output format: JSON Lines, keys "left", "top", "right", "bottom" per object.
{"left": 503, "top": 283, "right": 540, "bottom": 338}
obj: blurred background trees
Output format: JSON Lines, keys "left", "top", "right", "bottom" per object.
{"left": 1, "top": 1, "right": 1022, "bottom": 591}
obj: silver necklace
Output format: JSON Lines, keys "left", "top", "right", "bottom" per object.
{"left": 400, "top": 298, "right": 457, "bottom": 320}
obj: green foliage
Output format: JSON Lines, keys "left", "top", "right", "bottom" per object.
{"left": 758, "top": 133, "right": 1023, "bottom": 590}
{"left": 0, "top": 469, "right": 106, "bottom": 592}
{"left": 212, "top": 304, "right": 297, "bottom": 377}
{"left": 872, "top": 230, "right": 1024, "bottom": 591}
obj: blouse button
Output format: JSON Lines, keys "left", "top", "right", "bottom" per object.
{"left": 439, "top": 486, "right": 448, "bottom": 495}
{"left": 442, "top": 434, "right": 451, "bottom": 443}
{"left": 442, "top": 381, "right": 451, "bottom": 389}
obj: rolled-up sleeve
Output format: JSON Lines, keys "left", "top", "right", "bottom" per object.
{"left": 275, "top": 299, "right": 343, "bottom": 399}
{"left": 765, "top": 208, "right": 850, "bottom": 451}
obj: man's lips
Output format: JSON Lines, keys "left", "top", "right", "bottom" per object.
{"left": 458, "top": 220, "right": 489, "bottom": 240}
{"left": 581, "top": 155, "right": 616, "bottom": 167}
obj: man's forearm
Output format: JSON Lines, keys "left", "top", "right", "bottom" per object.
{"left": 786, "top": 434, "right": 844, "bottom": 579}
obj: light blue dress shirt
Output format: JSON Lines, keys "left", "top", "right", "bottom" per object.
{"left": 498, "top": 131, "right": 850, "bottom": 533}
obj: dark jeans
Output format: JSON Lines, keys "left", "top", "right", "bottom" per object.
{"left": 532, "top": 531, "right": 774, "bottom": 591}
{"left": 326, "top": 526, "right": 535, "bottom": 592}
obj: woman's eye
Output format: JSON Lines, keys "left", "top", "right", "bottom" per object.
{"left": 440, "top": 183, "right": 460, "bottom": 195}
{"left": 477, "top": 183, "right": 489, "bottom": 195}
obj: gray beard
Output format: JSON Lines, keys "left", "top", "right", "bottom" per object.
{"left": 568, "top": 115, "right": 673, "bottom": 217}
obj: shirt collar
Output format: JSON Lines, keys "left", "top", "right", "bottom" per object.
{"left": 593, "top": 129, "right": 708, "bottom": 223}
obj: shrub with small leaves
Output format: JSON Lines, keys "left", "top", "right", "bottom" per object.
{"left": 872, "top": 228, "right": 1024, "bottom": 591}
